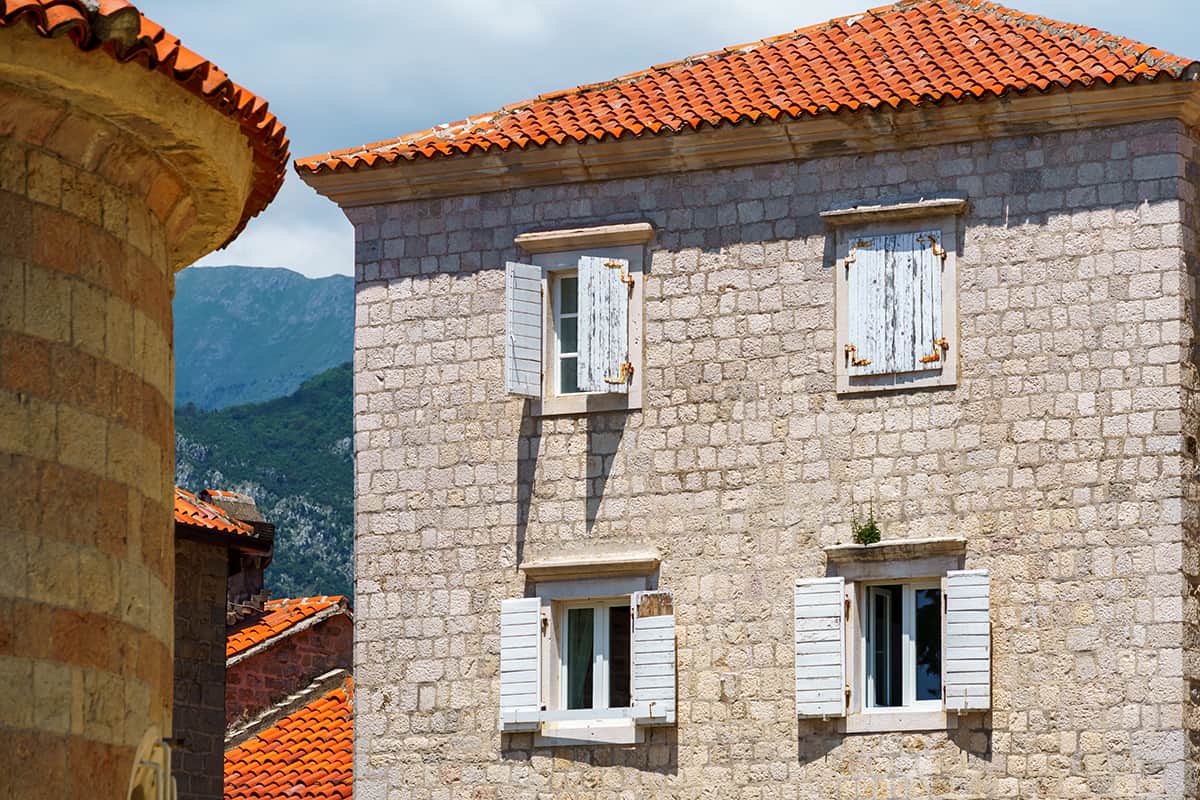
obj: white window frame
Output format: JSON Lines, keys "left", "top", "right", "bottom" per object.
{"left": 515, "top": 224, "right": 650, "bottom": 417}
{"left": 861, "top": 579, "right": 943, "bottom": 715}
{"left": 823, "top": 198, "right": 964, "bottom": 395}
{"left": 550, "top": 270, "right": 582, "bottom": 398}
{"left": 556, "top": 598, "right": 632, "bottom": 714}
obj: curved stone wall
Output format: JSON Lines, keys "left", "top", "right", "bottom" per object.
{"left": 0, "top": 22, "right": 259, "bottom": 800}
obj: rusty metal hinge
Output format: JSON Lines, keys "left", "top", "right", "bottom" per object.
{"left": 919, "top": 337, "right": 950, "bottom": 364}
{"left": 604, "top": 361, "right": 634, "bottom": 385}
{"left": 920, "top": 233, "right": 947, "bottom": 260}
{"left": 604, "top": 259, "right": 635, "bottom": 289}
{"left": 844, "top": 344, "right": 871, "bottom": 367}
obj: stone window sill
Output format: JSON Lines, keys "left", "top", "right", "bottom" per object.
{"left": 535, "top": 719, "right": 643, "bottom": 746}
{"left": 841, "top": 709, "right": 956, "bottom": 734}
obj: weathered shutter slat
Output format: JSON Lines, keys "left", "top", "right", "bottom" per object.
{"left": 846, "top": 238, "right": 889, "bottom": 376}
{"left": 505, "top": 261, "right": 542, "bottom": 397}
{"left": 577, "top": 255, "right": 630, "bottom": 394}
{"left": 499, "top": 597, "right": 541, "bottom": 731}
{"left": 631, "top": 590, "right": 675, "bottom": 725}
{"left": 893, "top": 230, "right": 943, "bottom": 373}
{"left": 795, "top": 577, "right": 847, "bottom": 718}
{"left": 845, "top": 231, "right": 944, "bottom": 377}
{"left": 943, "top": 570, "right": 990, "bottom": 713}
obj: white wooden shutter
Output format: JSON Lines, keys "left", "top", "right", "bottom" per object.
{"left": 505, "top": 261, "right": 542, "bottom": 397}
{"left": 577, "top": 255, "right": 630, "bottom": 394}
{"left": 499, "top": 597, "right": 541, "bottom": 731}
{"left": 794, "top": 576, "right": 846, "bottom": 718}
{"left": 943, "top": 569, "right": 991, "bottom": 712}
{"left": 631, "top": 590, "right": 675, "bottom": 725}
{"left": 892, "top": 230, "right": 943, "bottom": 373}
{"left": 844, "top": 231, "right": 943, "bottom": 376}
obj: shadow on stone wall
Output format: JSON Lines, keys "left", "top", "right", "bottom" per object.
{"left": 514, "top": 408, "right": 541, "bottom": 571}
{"left": 586, "top": 412, "right": 628, "bottom": 532}
{"left": 500, "top": 726, "right": 679, "bottom": 776}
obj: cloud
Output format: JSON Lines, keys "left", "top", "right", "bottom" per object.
{"left": 145, "top": 0, "right": 1198, "bottom": 278}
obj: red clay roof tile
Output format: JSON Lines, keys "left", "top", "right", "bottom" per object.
{"left": 0, "top": 0, "right": 288, "bottom": 246}
{"left": 226, "top": 596, "right": 349, "bottom": 660}
{"left": 174, "top": 486, "right": 254, "bottom": 537}
{"left": 224, "top": 679, "right": 353, "bottom": 800}
{"left": 296, "top": 0, "right": 1197, "bottom": 175}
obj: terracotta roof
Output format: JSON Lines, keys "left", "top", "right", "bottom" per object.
{"left": 224, "top": 677, "right": 353, "bottom": 800}
{"left": 296, "top": 0, "right": 1198, "bottom": 174}
{"left": 227, "top": 596, "right": 349, "bottom": 661}
{"left": 0, "top": 0, "right": 288, "bottom": 246}
{"left": 174, "top": 486, "right": 253, "bottom": 537}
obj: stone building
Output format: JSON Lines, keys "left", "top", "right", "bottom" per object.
{"left": 172, "top": 488, "right": 274, "bottom": 800}
{"left": 0, "top": 2, "right": 287, "bottom": 799}
{"left": 298, "top": 1, "right": 1200, "bottom": 798}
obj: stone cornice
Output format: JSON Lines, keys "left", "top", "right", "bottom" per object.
{"left": 298, "top": 81, "right": 1200, "bottom": 208}
{"left": 515, "top": 222, "right": 655, "bottom": 253}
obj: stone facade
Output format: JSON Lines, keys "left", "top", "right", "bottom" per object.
{"left": 345, "top": 118, "right": 1200, "bottom": 798}
{"left": 172, "top": 539, "right": 228, "bottom": 800}
{"left": 226, "top": 613, "right": 353, "bottom": 726}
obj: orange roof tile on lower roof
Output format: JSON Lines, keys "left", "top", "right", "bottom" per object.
{"left": 0, "top": 0, "right": 288, "bottom": 246}
{"left": 224, "top": 677, "right": 353, "bottom": 800}
{"left": 175, "top": 486, "right": 253, "bottom": 537}
{"left": 227, "top": 596, "right": 350, "bottom": 661}
{"left": 296, "top": 0, "right": 1198, "bottom": 174}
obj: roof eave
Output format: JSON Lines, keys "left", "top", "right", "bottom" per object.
{"left": 297, "top": 79, "right": 1200, "bottom": 208}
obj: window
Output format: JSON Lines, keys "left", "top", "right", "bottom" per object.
{"left": 504, "top": 223, "right": 650, "bottom": 416}
{"left": 795, "top": 569, "right": 990, "bottom": 732}
{"left": 552, "top": 272, "right": 581, "bottom": 396}
{"left": 864, "top": 582, "right": 941, "bottom": 711}
{"left": 823, "top": 198, "right": 964, "bottom": 394}
{"left": 560, "top": 601, "right": 631, "bottom": 711}
{"left": 499, "top": 587, "right": 675, "bottom": 742}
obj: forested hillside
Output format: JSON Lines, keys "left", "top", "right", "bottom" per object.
{"left": 176, "top": 363, "right": 353, "bottom": 598}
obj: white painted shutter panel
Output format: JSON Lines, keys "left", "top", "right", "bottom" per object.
{"left": 577, "top": 255, "right": 630, "bottom": 394}
{"left": 845, "top": 232, "right": 943, "bottom": 376}
{"left": 631, "top": 590, "right": 675, "bottom": 725}
{"left": 499, "top": 597, "right": 541, "bottom": 731}
{"left": 943, "top": 570, "right": 991, "bottom": 712}
{"left": 845, "top": 238, "right": 889, "bottom": 376}
{"left": 892, "top": 230, "right": 943, "bottom": 373}
{"left": 505, "top": 261, "right": 542, "bottom": 397}
{"left": 794, "top": 576, "right": 846, "bottom": 718}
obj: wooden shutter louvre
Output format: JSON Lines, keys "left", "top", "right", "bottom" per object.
{"left": 631, "top": 590, "right": 675, "bottom": 725}
{"left": 845, "top": 238, "right": 889, "bottom": 376}
{"left": 499, "top": 597, "right": 541, "bottom": 731}
{"left": 577, "top": 255, "right": 630, "bottom": 394}
{"left": 504, "top": 261, "right": 542, "bottom": 397}
{"left": 794, "top": 577, "right": 847, "bottom": 718}
{"left": 943, "top": 570, "right": 991, "bottom": 712}
{"left": 844, "top": 231, "right": 944, "bottom": 377}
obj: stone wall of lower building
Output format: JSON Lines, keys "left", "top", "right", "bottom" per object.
{"left": 226, "top": 614, "right": 353, "bottom": 726}
{"left": 348, "top": 118, "right": 1197, "bottom": 799}
{"left": 171, "top": 538, "right": 228, "bottom": 800}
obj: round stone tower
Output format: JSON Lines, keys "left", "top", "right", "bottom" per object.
{"left": 0, "top": 3, "right": 287, "bottom": 798}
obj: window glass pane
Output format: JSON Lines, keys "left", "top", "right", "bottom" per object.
{"left": 559, "top": 276, "right": 578, "bottom": 315}
{"left": 560, "top": 357, "right": 579, "bottom": 394}
{"left": 608, "top": 606, "right": 631, "bottom": 708}
{"left": 566, "top": 608, "right": 594, "bottom": 710}
{"left": 560, "top": 316, "right": 578, "bottom": 354}
{"left": 869, "top": 585, "right": 903, "bottom": 708}
{"left": 914, "top": 588, "right": 942, "bottom": 702}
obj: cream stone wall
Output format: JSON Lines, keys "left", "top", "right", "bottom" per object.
{"left": 0, "top": 24, "right": 260, "bottom": 799}
{"left": 349, "top": 119, "right": 1199, "bottom": 799}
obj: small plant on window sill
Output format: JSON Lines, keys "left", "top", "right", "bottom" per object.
{"left": 851, "top": 505, "right": 882, "bottom": 546}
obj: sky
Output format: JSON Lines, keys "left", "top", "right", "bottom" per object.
{"left": 143, "top": 0, "right": 1200, "bottom": 278}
